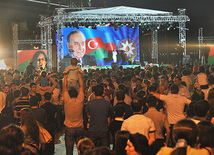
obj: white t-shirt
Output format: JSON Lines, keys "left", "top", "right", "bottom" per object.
{"left": 121, "top": 114, "right": 156, "bottom": 140}
{"left": 196, "top": 73, "right": 208, "bottom": 86}
{"left": 160, "top": 94, "right": 191, "bottom": 124}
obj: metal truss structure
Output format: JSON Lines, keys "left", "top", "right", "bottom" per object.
{"left": 37, "top": 7, "right": 190, "bottom": 70}
{"left": 198, "top": 28, "right": 214, "bottom": 64}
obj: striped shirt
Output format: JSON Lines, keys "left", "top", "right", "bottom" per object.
{"left": 13, "top": 98, "right": 30, "bottom": 125}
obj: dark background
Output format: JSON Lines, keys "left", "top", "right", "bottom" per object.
{"left": 0, "top": 0, "right": 214, "bottom": 63}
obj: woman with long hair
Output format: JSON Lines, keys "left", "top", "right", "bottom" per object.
{"left": 20, "top": 108, "right": 40, "bottom": 153}
{"left": 157, "top": 119, "right": 210, "bottom": 155}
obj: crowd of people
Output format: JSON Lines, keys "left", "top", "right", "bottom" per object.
{"left": 0, "top": 60, "right": 214, "bottom": 155}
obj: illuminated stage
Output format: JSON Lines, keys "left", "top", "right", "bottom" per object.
{"left": 12, "top": 6, "right": 190, "bottom": 71}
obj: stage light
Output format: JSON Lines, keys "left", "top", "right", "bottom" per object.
{"left": 144, "top": 23, "right": 147, "bottom": 26}
{"left": 157, "top": 25, "right": 160, "bottom": 29}
{"left": 126, "top": 23, "right": 129, "bottom": 26}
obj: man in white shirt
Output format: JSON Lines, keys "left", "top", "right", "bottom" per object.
{"left": 121, "top": 98, "right": 156, "bottom": 145}
{"left": 151, "top": 84, "right": 191, "bottom": 146}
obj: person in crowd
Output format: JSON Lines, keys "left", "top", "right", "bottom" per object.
{"left": 158, "top": 76, "right": 169, "bottom": 95}
{"left": 125, "top": 133, "right": 150, "bottom": 155}
{"left": 114, "top": 130, "right": 130, "bottom": 155}
{"left": 151, "top": 84, "right": 191, "bottom": 146}
{"left": 20, "top": 108, "right": 40, "bottom": 153}
{"left": 121, "top": 98, "right": 156, "bottom": 145}
{"left": 29, "top": 82, "right": 38, "bottom": 97}
{"left": 110, "top": 105, "right": 125, "bottom": 147}
{"left": 63, "top": 69, "right": 84, "bottom": 155}
{"left": 132, "top": 78, "right": 143, "bottom": 99}
{"left": 197, "top": 121, "right": 214, "bottom": 154}
{"left": 85, "top": 84, "right": 112, "bottom": 147}
{"left": 30, "top": 96, "right": 47, "bottom": 126}
{"left": 0, "top": 107, "right": 14, "bottom": 130}
{"left": 207, "top": 87, "right": 214, "bottom": 120}
{"left": 35, "top": 73, "right": 57, "bottom": 105}
{"left": 190, "top": 100, "right": 209, "bottom": 124}
{"left": 77, "top": 138, "right": 95, "bottom": 155}
{"left": 173, "top": 76, "right": 191, "bottom": 99}
{"left": 181, "top": 69, "right": 192, "bottom": 91}
{"left": 144, "top": 95, "right": 170, "bottom": 154}
{"left": 0, "top": 124, "right": 34, "bottom": 155}
{"left": 25, "top": 61, "right": 35, "bottom": 76}
{"left": 110, "top": 90, "right": 133, "bottom": 120}
{"left": 196, "top": 65, "right": 209, "bottom": 99}
{"left": 65, "top": 58, "right": 83, "bottom": 91}
{"left": 111, "top": 75, "right": 118, "bottom": 92}
{"left": 113, "top": 84, "right": 132, "bottom": 106}
{"left": 13, "top": 87, "right": 30, "bottom": 125}
{"left": 191, "top": 83, "right": 205, "bottom": 101}
{"left": 157, "top": 119, "right": 210, "bottom": 155}
{"left": 0, "top": 87, "right": 6, "bottom": 113}
{"left": 41, "top": 92, "right": 57, "bottom": 155}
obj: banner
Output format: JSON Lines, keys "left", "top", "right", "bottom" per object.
{"left": 60, "top": 26, "right": 139, "bottom": 68}
{"left": 18, "top": 50, "right": 47, "bottom": 72}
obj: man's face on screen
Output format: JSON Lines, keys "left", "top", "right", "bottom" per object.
{"left": 68, "top": 32, "right": 86, "bottom": 59}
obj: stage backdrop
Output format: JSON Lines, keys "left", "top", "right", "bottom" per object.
{"left": 59, "top": 26, "right": 139, "bottom": 67}
{"left": 18, "top": 50, "right": 47, "bottom": 72}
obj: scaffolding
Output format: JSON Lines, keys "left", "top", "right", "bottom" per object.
{"left": 36, "top": 7, "right": 190, "bottom": 70}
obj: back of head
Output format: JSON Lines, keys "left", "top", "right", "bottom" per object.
{"left": 114, "top": 105, "right": 125, "bottom": 117}
{"left": 128, "top": 133, "right": 149, "bottom": 155}
{"left": 41, "top": 71, "right": 47, "bottom": 77}
{"left": 94, "top": 84, "right": 104, "bottom": 97}
{"left": 194, "top": 100, "right": 209, "bottom": 117}
{"left": 199, "top": 65, "right": 205, "bottom": 73}
{"left": 77, "top": 138, "right": 95, "bottom": 155}
{"left": 44, "top": 92, "right": 52, "bottom": 101}
{"left": 148, "top": 85, "right": 157, "bottom": 93}
{"left": 116, "top": 90, "right": 125, "bottom": 101}
{"left": 25, "top": 77, "right": 31, "bottom": 84}
{"left": 131, "top": 98, "right": 142, "bottom": 112}
{"left": 197, "top": 120, "right": 214, "bottom": 148}
{"left": 14, "top": 90, "right": 21, "bottom": 98}
{"left": 146, "top": 95, "right": 157, "bottom": 107}
{"left": 20, "top": 87, "right": 29, "bottom": 97}
{"left": 0, "top": 124, "right": 25, "bottom": 155}
{"left": 70, "top": 58, "right": 77, "bottom": 66}
{"left": 115, "top": 130, "right": 130, "bottom": 155}
{"left": 29, "top": 96, "right": 38, "bottom": 107}
{"left": 170, "top": 84, "right": 179, "bottom": 94}
{"left": 173, "top": 119, "right": 197, "bottom": 147}
{"left": 68, "top": 87, "right": 78, "bottom": 98}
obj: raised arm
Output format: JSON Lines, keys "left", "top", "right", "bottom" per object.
{"left": 78, "top": 70, "right": 84, "bottom": 94}
{"left": 63, "top": 70, "right": 68, "bottom": 94}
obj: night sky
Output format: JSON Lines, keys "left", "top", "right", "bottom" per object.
{"left": 0, "top": 0, "right": 213, "bottom": 59}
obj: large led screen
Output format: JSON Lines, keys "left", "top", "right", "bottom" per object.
{"left": 59, "top": 26, "right": 139, "bottom": 69}
{"left": 18, "top": 50, "right": 47, "bottom": 72}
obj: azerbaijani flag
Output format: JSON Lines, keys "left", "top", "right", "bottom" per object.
{"left": 208, "top": 45, "right": 214, "bottom": 65}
